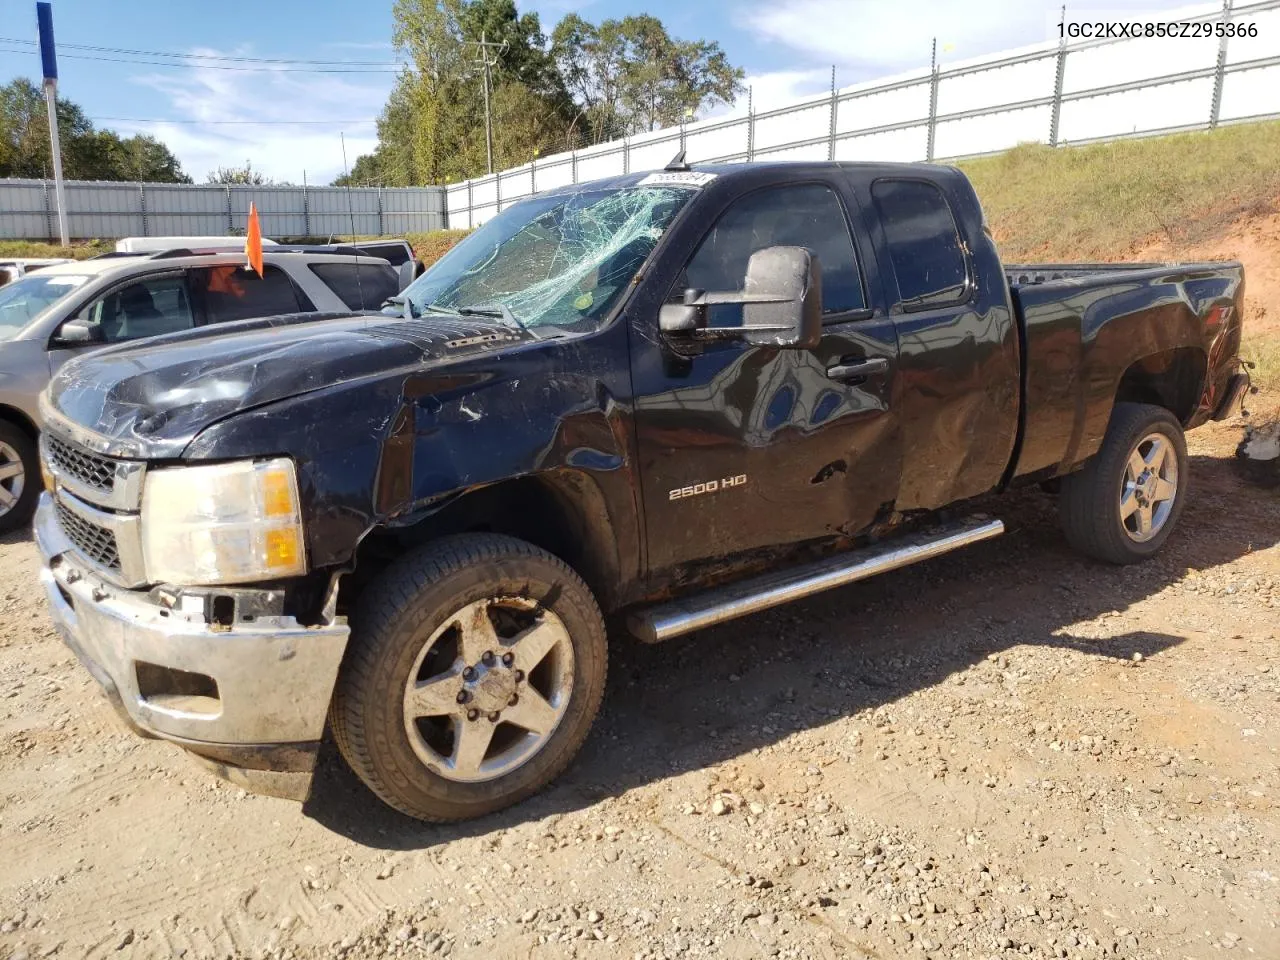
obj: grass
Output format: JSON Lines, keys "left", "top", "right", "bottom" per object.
{"left": 0, "top": 239, "right": 111, "bottom": 260}
{"left": 957, "top": 120, "right": 1280, "bottom": 262}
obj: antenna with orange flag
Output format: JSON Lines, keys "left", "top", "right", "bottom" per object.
{"left": 245, "top": 202, "right": 264, "bottom": 278}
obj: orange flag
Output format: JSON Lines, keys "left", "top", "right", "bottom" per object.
{"left": 245, "top": 202, "right": 264, "bottom": 278}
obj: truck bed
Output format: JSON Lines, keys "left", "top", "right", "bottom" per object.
{"left": 1008, "top": 259, "right": 1245, "bottom": 483}
{"left": 1006, "top": 261, "right": 1195, "bottom": 286}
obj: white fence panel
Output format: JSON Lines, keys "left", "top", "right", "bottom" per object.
{"left": 837, "top": 79, "right": 932, "bottom": 134}
{"left": 1059, "top": 76, "right": 1216, "bottom": 141}
{"left": 685, "top": 118, "right": 750, "bottom": 161}
{"left": 936, "top": 54, "right": 1058, "bottom": 115}
{"left": 1219, "top": 63, "right": 1280, "bottom": 120}
{"left": 837, "top": 126, "right": 929, "bottom": 162}
{"left": 754, "top": 98, "right": 829, "bottom": 152}
{"left": 576, "top": 145, "right": 625, "bottom": 181}
{"left": 935, "top": 104, "right": 1055, "bottom": 157}
{"left": 534, "top": 158, "right": 575, "bottom": 191}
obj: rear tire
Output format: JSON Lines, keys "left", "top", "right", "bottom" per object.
{"left": 1059, "top": 402, "right": 1188, "bottom": 564}
{"left": 331, "top": 534, "right": 607, "bottom": 822}
{"left": 0, "top": 423, "right": 39, "bottom": 536}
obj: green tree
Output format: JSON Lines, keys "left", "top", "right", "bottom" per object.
{"left": 0, "top": 77, "right": 189, "bottom": 182}
{"left": 341, "top": 1, "right": 745, "bottom": 183}
{"left": 207, "top": 161, "right": 271, "bottom": 185}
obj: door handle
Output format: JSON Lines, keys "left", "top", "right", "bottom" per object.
{"left": 826, "top": 357, "right": 889, "bottom": 382}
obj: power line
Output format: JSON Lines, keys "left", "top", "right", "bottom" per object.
{"left": 91, "top": 116, "right": 377, "bottom": 125}
{"left": 0, "top": 42, "right": 402, "bottom": 73}
{"left": 0, "top": 36, "right": 401, "bottom": 66}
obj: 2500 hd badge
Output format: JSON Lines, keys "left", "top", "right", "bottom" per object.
{"left": 669, "top": 474, "right": 748, "bottom": 500}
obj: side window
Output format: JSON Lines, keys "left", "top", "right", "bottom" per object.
{"left": 85, "top": 274, "right": 194, "bottom": 342}
{"left": 192, "top": 265, "right": 303, "bottom": 325}
{"left": 678, "top": 183, "right": 866, "bottom": 324}
{"left": 309, "top": 262, "right": 399, "bottom": 310}
{"left": 870, "top": 180, "right": 968, "bottom": 309}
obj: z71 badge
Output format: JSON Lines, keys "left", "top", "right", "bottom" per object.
{"left": 668, "top": 474, "right": 747, "bottom": 501}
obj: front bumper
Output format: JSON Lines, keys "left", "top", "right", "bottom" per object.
{"left": 34, "top": 493, "right": 350, "bottom": 800}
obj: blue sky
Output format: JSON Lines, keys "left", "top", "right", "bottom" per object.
{"left": 1, "top": 0, "right": 1191, "bottom": 183}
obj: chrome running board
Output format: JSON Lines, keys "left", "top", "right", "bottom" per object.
{"left": 627, "top": 517, "right": 1004, "bottom": 643}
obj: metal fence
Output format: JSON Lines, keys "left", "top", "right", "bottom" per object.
{"left": 0, "top": 180, "right": 448, "bottom": 241}
{"left": 446, "top": 0, "right": 1280, "bottom": 228}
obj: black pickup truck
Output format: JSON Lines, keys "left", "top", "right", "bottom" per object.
{"left": 33, "top": 160, "right": 1247, "bottom": 822}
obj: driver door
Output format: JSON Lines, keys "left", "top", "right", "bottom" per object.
{"left": 630, "top": 178, "right": 902, "bottom": 579}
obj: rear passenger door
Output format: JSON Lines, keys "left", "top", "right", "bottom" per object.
{"left": 865, "top": 177, "right": 1018, "bottom": 509}
{"left": 189, "top": 264, "right": 311, "bottom": 326}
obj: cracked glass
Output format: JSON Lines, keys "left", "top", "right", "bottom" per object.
{"left": 394, "top": 185, "right": 695, "bottom": 330}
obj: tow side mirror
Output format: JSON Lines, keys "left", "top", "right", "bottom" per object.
{"left": 56, "top": 319, "right": 104, "bottom": 346}
{"left": 397, "top": 259, "right": 424, "bottom": 293}
{"left": 658, "top": 246, "right": 822, "bottom": 349}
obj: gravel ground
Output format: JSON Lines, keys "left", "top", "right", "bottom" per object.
{"left": 0, "top": 413, "right": 1276, "bottom": 960}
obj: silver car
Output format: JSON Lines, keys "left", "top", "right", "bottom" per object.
{"left": 0, "top": 247, "right": 401, "bottom": 532}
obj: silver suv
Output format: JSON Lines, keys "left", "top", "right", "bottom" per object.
{"left": 0, "top": 247, "right": 401, "bottom": 532}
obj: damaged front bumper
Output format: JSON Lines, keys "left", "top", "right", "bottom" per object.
{"left": 34, "top": 493, "right": 350, "bottom": 801}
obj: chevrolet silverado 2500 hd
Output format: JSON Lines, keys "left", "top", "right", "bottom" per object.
{"left": 33, "top": 160, "right": 1247, "bottom": 822}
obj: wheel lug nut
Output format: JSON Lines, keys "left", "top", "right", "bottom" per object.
{"left": 456, "top": 690, "right": 470, "bottom": 704}
{"left": 508, "top": 693, "right": 519, "bottom": 706}
{"left": 502, "top": 652, "right": 514, "bottom": 666}
{"left": 514, "top": 670, "right": 525, "bottom": 683}
{"left": 482, "top": 650, "right": 495, "bottom": 666}
{"left": 462, "top": 666, "right": 476, "bottom": 681}
{"left": 467, "top": 708, "right": 479, "bottom": 721}
{"left": 488, "top": 711, "right": 500, "bottom": 722}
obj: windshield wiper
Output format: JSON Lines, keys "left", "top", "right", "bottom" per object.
{"left": 454, "top": 302, "right": 535, "bottom": 337}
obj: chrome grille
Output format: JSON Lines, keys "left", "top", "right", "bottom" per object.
{"left": 46, "top": 433, "right": 117, "bottom": 494}
{"left": 55, "top": 498, "right": 122, "bottom": 572}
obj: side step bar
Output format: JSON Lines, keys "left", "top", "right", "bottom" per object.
{"left": 628, "top": 517, "right": 1004, "bottom": 643}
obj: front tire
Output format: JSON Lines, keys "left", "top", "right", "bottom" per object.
{"left": 1059, "top": 402, "right": 1188, "bottom": 564}
{"left": 331, "top": 534, "right": 607, "bottom": 822}
{"left": 0, "top": 423, "right": 38, "bottom": 536}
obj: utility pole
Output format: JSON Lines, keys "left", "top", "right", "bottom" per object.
{"left": 468, "top": 31, "right": 505, "bottom": 175}
{"left": 36, "top": 3, "right": 68, "bottom": 245}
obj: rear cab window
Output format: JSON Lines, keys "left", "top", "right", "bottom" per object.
{"left": 309, "top": 262, "right": 399, "bottom": 311}
{"left": 871, "top": 179, "right": 969, "bottom": 310}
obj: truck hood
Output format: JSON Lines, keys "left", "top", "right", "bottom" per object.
{"left": 46, "top": 311, "right": 531, "bottom": 458}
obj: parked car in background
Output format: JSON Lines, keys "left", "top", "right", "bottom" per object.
{"left": 0, "top": 258, "right": 74, "bottom": 288}
{"left": 0, "top": 246, "right": 401, "bottom": 532}
{"left": 113, "top": 236, "right": 280, "bottom": 254}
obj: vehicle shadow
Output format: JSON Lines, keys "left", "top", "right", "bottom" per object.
{"left": 302, "top": 452, "right": 1279, "bottom": 848}
{"left": 0, "top": 525, "right": 33, "bottom": 547}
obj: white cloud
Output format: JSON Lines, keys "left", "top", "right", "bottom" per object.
{"left": 127, "top": 51, "right": 395, "bottom": 184}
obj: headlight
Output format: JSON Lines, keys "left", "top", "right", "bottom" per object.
{"left": 141, "top": 458, "right": 306, "bottom": 585}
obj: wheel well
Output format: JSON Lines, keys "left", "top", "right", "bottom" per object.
{"left": 346, "top": 474, "right": 620, "bottom": 613}
{"left": 0, "top": 405, "right": 38, "bottom": 442}
{"left": 1114, "top": 347, "right": 1206, "bottom": 425}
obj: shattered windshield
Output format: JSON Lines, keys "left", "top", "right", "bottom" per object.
{"left": 392, "top": 185, "right": 694, "bottom": 330}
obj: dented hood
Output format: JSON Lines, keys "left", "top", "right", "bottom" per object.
{"left": 46, "top": 311, "right": 530, "bottom": 458}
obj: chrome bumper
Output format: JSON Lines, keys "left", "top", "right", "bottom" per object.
{"left": 35, "top": 493, "right": 349, "bottom": 796}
